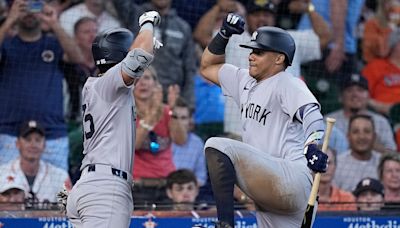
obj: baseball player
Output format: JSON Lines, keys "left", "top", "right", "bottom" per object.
{"left": 200, "top": 14, "right": 329, "bottom": 228}
{"left": 65, "top": 11, "right": 161, "bottom": 228}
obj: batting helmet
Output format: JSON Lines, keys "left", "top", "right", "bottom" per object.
{"left": 92, "top": 28, "right": 134, "bottom": 70}
{"left": 239, "top": 26, "right": 295, "bottom": 65}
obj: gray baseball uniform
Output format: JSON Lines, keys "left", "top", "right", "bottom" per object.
{"left": 206, "top": 64, "right": 319, "bottom": 227}
{"left": 66, "top": 62, "right": 135, "bottom": 228}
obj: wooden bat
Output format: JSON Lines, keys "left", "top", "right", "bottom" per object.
{"left": 301, "top": 117, "right": 336, "bottom": 228}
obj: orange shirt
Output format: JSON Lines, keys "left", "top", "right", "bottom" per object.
{"left": 362, "top": 59, "right": 400, "bottom": 104}
{"left": 318, "top": 186, "right": 357, "bottom": 211}
{"left": 362, "top": 18, "right": 392, "bottom": 63}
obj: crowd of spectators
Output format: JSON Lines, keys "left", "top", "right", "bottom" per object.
{"left": 0, "top": 0, "right": 399, "bottom": 213}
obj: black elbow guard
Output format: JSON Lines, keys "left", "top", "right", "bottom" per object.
{"left": 208, "top": 33, "right": 229, "bottom": 55}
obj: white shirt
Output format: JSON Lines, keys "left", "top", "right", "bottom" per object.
{"left": 59, "top": 3, "right": 121, "bottom": 37}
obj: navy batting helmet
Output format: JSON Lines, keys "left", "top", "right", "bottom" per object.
{"left": 92, "top": 28, "right": 134, "bottom": 70}
{"left": 239, "top": 26, "right": 295, "bottom": 65}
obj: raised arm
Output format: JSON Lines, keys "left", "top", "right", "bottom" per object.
{"left": 0, "top": 0, "right": 25, "bottom": 48}
{"left": 288, "top": 0, "right": 332, "bottom": 49}
{"left": 120, "top": 11, "right": 161, "bottom": 85}
{"left": 39, "top": 4, "right": 84, "bottom": 64}
{"left": 200, "top": 13, "right": 245, "bottom": 85}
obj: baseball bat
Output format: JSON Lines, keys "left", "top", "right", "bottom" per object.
{"left": 301, "top": 117, "right": 336, "bottom": 228}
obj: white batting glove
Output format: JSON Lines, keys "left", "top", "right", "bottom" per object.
{"left": 153, "top": 37, "right": 163, "bottom": 50}
{"left": 56, "top": 185, "right": 69, "bottom": 214}
{"left": 139, "top": 11, "right": 161, "bottom": 27}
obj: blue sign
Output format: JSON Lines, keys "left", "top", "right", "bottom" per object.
{"left": 0, "top": 215, "right": 399, "bottom": 228}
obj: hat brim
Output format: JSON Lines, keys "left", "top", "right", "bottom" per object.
{"left": 20, "top": 128, "right": 45, "bottom": 138}
{"left": 239, "top": 41, "right": 266, "bottom": 50}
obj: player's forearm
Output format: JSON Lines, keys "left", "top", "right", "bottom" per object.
{"left": 330, "top": 0, "right": 346, "bottom": 49}
{"left": 52, "top": 23, "right": 84, "bottom": 64}
{"left": 200, "top": 48, "right": 224, "bottom": 84}
{"left": 309, "top": 11, "right": 332, "bottom": 49}
{"left": 129, "top": 29, "right": 154, "bottom": 55}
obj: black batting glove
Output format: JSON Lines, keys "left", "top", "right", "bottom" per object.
{"left": 219, "top": 13, "right": 245, "bottom": 39}
{"left": 304, "top": 144, "right": 328, "bottom": 173}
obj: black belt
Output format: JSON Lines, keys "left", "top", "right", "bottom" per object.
{"left": 87, "top": 164, "right": 128, "bottom": 181}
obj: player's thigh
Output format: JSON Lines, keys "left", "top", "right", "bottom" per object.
{"left": 205, "top": 137, "right": 311, "bottom": 213}
{"left": 66, "top": 183, "right": 83, "bottom": 228}
{"left": 75, "top": 175, "right": 133, "bottom": 228}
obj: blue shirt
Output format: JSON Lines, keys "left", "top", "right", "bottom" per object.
{"left": 172, "top": 133, "right": 207, "bottom": 186}
{"left": 297, "top": 0, "right": 364, "bottom": 54}
{"left": 194, "top": 74, "right": 224, "bottom": 124}
{"left": 0, "top": 34, "right": 66, "bottom": 138}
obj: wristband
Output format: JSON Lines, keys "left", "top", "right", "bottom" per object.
{"left": 208, "top": 33, "right": 229, "bottom": 55}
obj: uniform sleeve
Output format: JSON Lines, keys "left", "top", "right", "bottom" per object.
{"left": 93, "top": 63, "right": 133, "bottom": 102}
{"left": 280, "top": 76, "right": 320, "bottom": 120}
{"left": 218, "top": 64, "right": 250, "bottom": 106}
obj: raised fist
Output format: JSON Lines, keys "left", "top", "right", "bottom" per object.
{"left": 219, "top": 13, "right": 245, "bottom": 38}
{"left": 304, "top": 144, "right": 328, "bottom": 173}
{"left": 139, "top": 11, "right": 161, "bottom": 27}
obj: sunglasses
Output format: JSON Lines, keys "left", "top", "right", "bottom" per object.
{"left": 149, "top": 131, "right": 160, "bottom": 154}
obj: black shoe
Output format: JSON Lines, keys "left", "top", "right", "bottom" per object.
{"left": 214, "top": 221, "right": 233, "bottom": 228}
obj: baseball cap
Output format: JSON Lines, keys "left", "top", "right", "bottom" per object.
{"left": 18, "top": 120, "right": 45, "bottom": 138}
{"left": 246, "top": 0, "right": 277, "bottom": 14}
{"left": 353, "top": 177, "right": 384, "bottom": 197}
{"left": 340, "top": 73, "right": 369, "bottom": 91}
{"left": 0, "top": 173, "right": 25, "bottom": 193}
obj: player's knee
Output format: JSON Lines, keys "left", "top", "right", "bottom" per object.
{"left": 204, "top": 137, "right": 227, "bottom": 152}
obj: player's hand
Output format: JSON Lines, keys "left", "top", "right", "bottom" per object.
{"left": 304, "top": 144, "right": 328, "bottom": 173}
{"left": 219, "top": 13, "right": 245, "bottom": 38}
{"left": 139, "top": 11, "right": 161, "bottom": 27}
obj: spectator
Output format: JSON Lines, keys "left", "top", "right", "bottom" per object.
{"left": 64, "top": 17, "right": 98, "bottom": 184}
{"left": 64, "top": 17, "right": 98, "bottom": 122}
{"left": 0, "top": 1, "right": 84, "bottom": 171}
{"left": 165, "top": 169, "right": 201, "bottom": 211}
{"left": 59, "top": 0, "right": 120, "bottom": 37}
{"left": 353, "top": 177, "right": 385, "bottom": 211}
{"left": 362, "top": 28, "right": 400, "bottom": 114}
{"left": 362, "top": 0, "right": 400, "bottom": 63}
{"left": 326, "top": 73, "right": 397, "bottom": 153}
{"left": 0, "top": 120, "right": 71, "bottom": 208}
{"left": 378, "top": 153, "right": 400, "bottom": 204}
{"left": 318, "top": 147, "right": 357, "bottom": 211}
{"left": 133, "top": 67, "right": 186, "bottom": 207}
{"left": 0, "top": 172, "right": 25, "bottom": 210}
{"left": 172, "top": 0, "right": 216, "bottom": 30}
{"left": 172, "top": 97, "right": 207, "bottom": 186}
{"left": 141, "top": 0, "right": 197, "bottom": 105}
{"left": 193, "top": 66, "right": 225, "bottom": 140}
{"left": 334, "top": 114, "right": 382, "bottom": 192}
{"left": 195, "top": 0, "right": 331, "bottom": 136}
{"left": 296, "top": 0, "right": 364, "bottom": 114}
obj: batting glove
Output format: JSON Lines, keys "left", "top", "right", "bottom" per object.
{"left": 139, "top": 11, "right": 161, "bottom": 27}
{"left": 56, "top": 185, "right": 69, "bottom": 215}
{"left": 219, "top": 13, "right": 245, "bottom": 39}
{"left": 304, "top": 144, "right": 328, "bottom": 173}
{"left": 153, "top": 37, "right": 163, "bottom": 50}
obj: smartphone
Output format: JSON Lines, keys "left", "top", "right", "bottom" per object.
{"left": 28, "top": 0, "right": 44, "bottom": 13}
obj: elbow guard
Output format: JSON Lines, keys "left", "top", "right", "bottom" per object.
{"left": 121, "top": 48, "right": 154, "bottom": 78}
